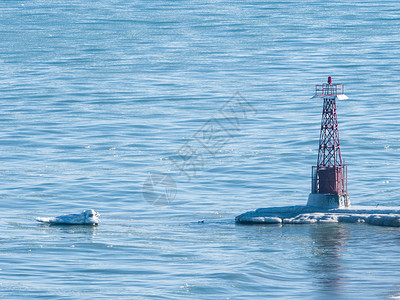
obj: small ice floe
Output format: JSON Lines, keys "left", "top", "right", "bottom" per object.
{"left": 36, "top": 209, "right": 100, "bottom": 225}
{"left": 235, "top": 205, "right": 400, "bottom": 227}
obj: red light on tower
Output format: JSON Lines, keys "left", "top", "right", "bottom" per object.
{"left": 307, "top": 77, "right": 351, "bottom": 209}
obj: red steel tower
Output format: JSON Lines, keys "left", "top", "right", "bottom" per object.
{"left": 307, "top": 77, "right": 351, "bottom": 208}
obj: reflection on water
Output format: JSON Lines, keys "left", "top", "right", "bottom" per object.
{"left": 37, "top": 223, "right": 99, "bottom": 237}
{"left": 308, "top": 224, "right": 350, "bottom": 297}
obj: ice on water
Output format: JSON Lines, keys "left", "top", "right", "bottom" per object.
{"left": 36, "top": 209, "right": 100, "bottom": 225}
{"left": 236, "top": 206, "right": 400, "bottom": 227}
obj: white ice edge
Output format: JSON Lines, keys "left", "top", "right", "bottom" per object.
{"left": 235, "top": 206, "right": 400, "bottom": 227}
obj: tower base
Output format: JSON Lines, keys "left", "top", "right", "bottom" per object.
{"left": 307, "top": 193, "right": 350, "bottom": 209}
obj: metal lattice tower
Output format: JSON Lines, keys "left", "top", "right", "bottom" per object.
{"left": 311, "top": 77, "right": 349, "bottom": 198}
{"left": 317, "top": 96, "right": 342, "bottom": 167}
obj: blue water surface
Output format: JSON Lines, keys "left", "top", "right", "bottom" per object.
{"left": 1, "top": 0, "right": 400, "bottom": 299}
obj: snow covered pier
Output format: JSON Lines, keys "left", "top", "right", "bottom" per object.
{"left": 235, "top": 206, "right": 400, "bottom": 227}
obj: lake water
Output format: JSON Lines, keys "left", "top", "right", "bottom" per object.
{"left": 1, "top": 0, "right": 400, "bottom": 299}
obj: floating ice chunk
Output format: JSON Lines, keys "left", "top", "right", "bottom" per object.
{"left": 236, "top": 206, "right": 400, "bottom": 227}
{"left": 36, "top": 209, "right": 100, "bottom": 225}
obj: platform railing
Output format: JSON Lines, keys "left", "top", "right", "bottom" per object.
{"left": 314, "top": 83, "right": 345, "bottom": 97}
